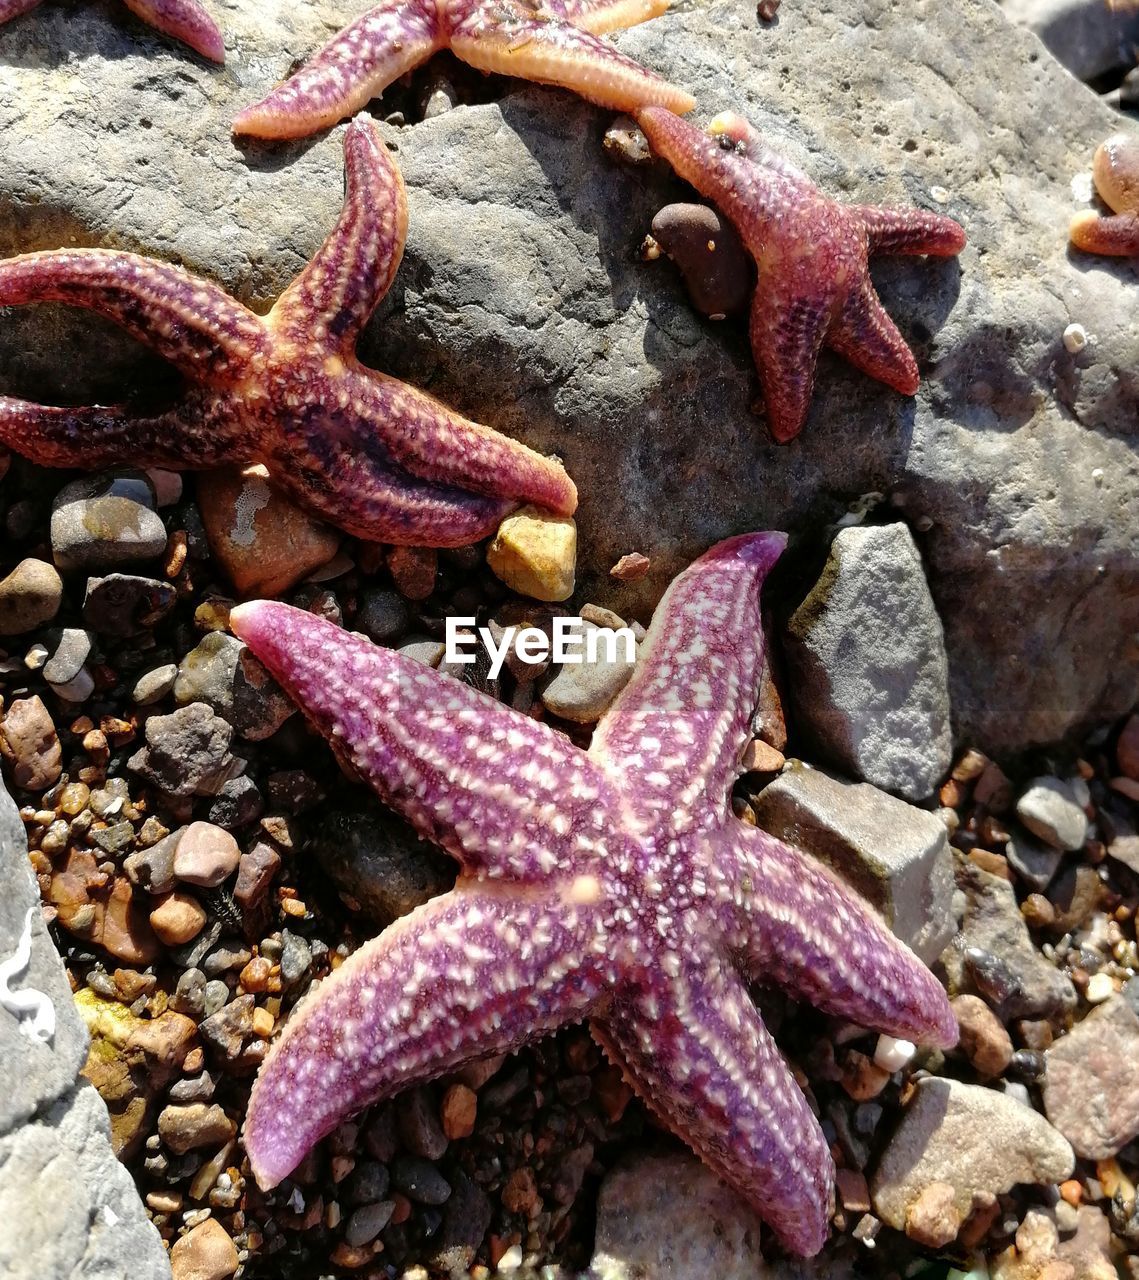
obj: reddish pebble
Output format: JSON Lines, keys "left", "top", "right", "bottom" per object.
{"left": 1117, "top": 715, "right": 1139, "bottom": 780}
{"left": 173, "top": 822, "right": 241, "bottom": 888}
{"left": 387, "top": 545, "right": 437, "bottom": 600}
{"left": 836, "top": 1167, "right": 871, "bottom": 1213}
{"left": 149, "top": 892, "right": 207, "bottom": 945}
{"left": 501, "top": 1167, "right": 539, "bottom": 1215}
{"left": 951, "top": 995, "right": 1013, "bottom": 1077}
{"left": 441, "top": 1083, "right": 477, "bottom": 1140}
{"left": 610, "top": 552, "right": 650, "bottom": 582}
{"left": 169, "top": 1217, "right": 238, "bottom": 1280}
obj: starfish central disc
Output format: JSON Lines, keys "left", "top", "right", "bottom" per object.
{"left": 230, "top": 531, "right": 956, "bottom": 1256}
{"left": 0, "top": 119, "right": 576, "bottom": 549}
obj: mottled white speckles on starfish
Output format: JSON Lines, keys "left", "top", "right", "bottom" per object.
{"left": 0, "top": 118, "right": 575, "bottom": 549}
{"left": 230, "top": 531, "right": 957, "bottom": 1256}
{"left": 232, "top": 0, "right": 695, "bottom": 140}
{"left": 0, "top": 0, "right": 225, "bottom": 61}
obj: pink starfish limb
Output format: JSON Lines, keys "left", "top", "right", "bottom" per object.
{"left": 0, "top": 118, "right": 574, "bottom": 549}
{"left": 0, "top": 0, "right": 224, "bottom": 60}
{"left": 229, "top": 531, "right": 956, "bottom": 1254}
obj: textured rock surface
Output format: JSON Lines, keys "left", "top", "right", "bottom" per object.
{"left": 0, "top": 0, "right": 1137, "bottom": 754}
{"left": 590, "top": 1151, "right": 765, "bottom": 1280}
{"left": 0, "top": 782, "right": 170, "bottom": 1278}
{"left": 753, "top": 764, "right": 956, "bottom": 963}
{"left": 784, "top": 523, "right": 952, "bottom": 801}
{"left": 871, "top": 1077, "right": 1075, "bottom": 1229}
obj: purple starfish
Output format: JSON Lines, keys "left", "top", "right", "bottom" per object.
{"left": 230, "top": 532, "right": 956, "bottom": 1256}
{"left": 0, "top": 0, "right": 225, "bottom": 61}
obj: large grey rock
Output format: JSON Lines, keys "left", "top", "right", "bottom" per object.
{"left": 784, "top": 523, "right": 952, "bottom": 801}
{"left": 1001, "top": 0, "right": 1139, "bottom": 81}
{"left": 871, "top": 1077, "right": 1075, "bottom": 1230}
{"left": 0, "top": 782, "right": 170, "bottom": 1278}
{"left": 1, "top": 0, "right": 1137, "bottom": 755}
{"left": 753, "top": 764, "right": 956, "bottom": 963}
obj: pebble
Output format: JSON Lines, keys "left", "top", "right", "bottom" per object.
{"left": 398, "top": 637, "right": 446, "bottom": 667}
{"left": 169, "top": 1217, "right": 239, "bottom": 1280}
{"left": 133, "top": 663, "right": 179, "bottom": 705}
{"left": 233, "top": 841, "right": 282, "bottom": 909}
{"left": 172, "top": 968, "right": 207, "bottom": 1019}
{"left": 203, "top": 980, "right": 232, "bottom": 1017}
{"left": 124, "top": 828, "right": 182, "bottom": 895}
{"left": 387, "top": 545, "right": 437, "bottom": 600}
{"left": 610, "top": 551, "right": 651, "bottom": 581}
{"left": 952, "top": 994, "right": 1014, "bottom": 1077}
{"left": 169, "top": 1072, "right": 216, "bottom": 1105}
{"left": 871, "top": 1077, "right": 1074, "bottom": 1230}
{"left": 0, "top": 558, "right": 63, "bottom": 634}
{"left": 441, "top": 1083, "right": 477, "bottom": 1140}
{"left": 199, "top": 993, "right": 254, "bottom": 1062}
{"left": 874, "top": 1034, "right": 916, "bottom": 1073}
{"left": 197, "top": 464, "right": 340, "bottom": 595}
{"left": 158, "top": 1103, "right": 236, "bottom": 1154}
{"left": 149, "top": 892, "right": 207, "bottom": 945}
{"left": 1005, "top": 827, "right": 1064, "bottom": 891}
{"left": 358, "top": 588, "right": 410, "bottom": 643}
{"left": 487, "top": 506, "right": 577, "bottom": 602}
{"left": 1043, "top": 991, "right": 1139, "bottom": 1158}
{"left": 173, "top": 822, "right": 241, "bottom": 888}
{"left": 344, "top": 1200, "right": 395, "bottom": 1247}
{"left": 279, "top": 930, "right": 313, "bottom": 988}
{"left": 602, "top": 114, "right": 653, "bottom": 165}
{"left": 391, "top": 1155, "right": 452, "bottom": 1204}
{"left": 541, "top": 620, "right": 637, "bottom": 723}
{"left": 206, "top": 774, "right": 263, "bottom": 829}
{"left": 82, "top": 572, "right": 177, "bottom": 637}
{"left": 128, "top": 704, "right": 239, "bottom": 799}
{"left": 398, "top": 1086, "right": 449, "bottom": 1160}
{"left": 905, "top": 1180, "right": 961, "bottom": 1247}
{"left": 50, "top": 470, "right": 167, "bottom": 572}
{"left": 648, "top": 202, "right": 753, "bottom": 318}
{"left": 1117, "top": 714, "right": 1139, "bottom": 780}
{"left": 175, "top": 632, "right": 294, "bottom": 741}
{"left": 0, "top": 695, "right": 62, "bottom": 790}
{"left": 1016, "top": 777, "right": 1088, "bottom": 851}
{"left": 346, "top": 1160, "right": 391, "bottom": 1206}
{"left": 43, "top": 627, "right": 95, "bottom": 701}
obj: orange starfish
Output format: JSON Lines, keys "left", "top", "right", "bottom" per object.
{"left": 1070, "top": 133, "right": 1139, "bottom": 256}
{"left": 637, "top": 108, "right": 968, "bottom": 443}
{"left": 233, "top": 0, "right": 694, "bottom": 140}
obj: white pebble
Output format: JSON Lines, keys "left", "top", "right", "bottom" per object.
{"left": 498, "top": 1245, "right": 524, "bottom": 1272}
{"left": 1071, "top": 172, "right": 1094, "bottom": 203}
{"left": 1069, "top": 776, "right": 1091, "bottom": 808}
{"left": 1086, "top": 972, "right": 1115, "bottom": 1003}
{"left": 1092, "top": 467, "right": 1104, "bottom": 486}
{"left": 930, "top": 185, "right": 950, "bottom": 204}
{"left": 874, "top": 1034, "right": 916, "bottom": 1073}
{"left": 1063, "top": 323, "right": 1088, "bottom": 353}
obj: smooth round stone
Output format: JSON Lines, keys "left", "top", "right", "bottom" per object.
{"left": 344, "top": 1201, "right": 395, "bottom": 1247}
{"left": 173, "top": 821, "right": 241, "bottom": 888}
{"left": 1016, "top": 777, "right": 1089, "bottom": 851}
{"left": 133, "top": 663, "right": 179, "bottom": 705}
{"left": 83, "top": 573, "right": 177, "bottom": 637}
{"left": 50, "top": 470, "right": 167, "bottom": 572}
{"left": 150, "top": 892, "right": 207, "bottom": 946}
{"left": 358, "top": 589, "right": 409, "bottom": 643}
{"left": 0, "top": 558, "right": 63, "bottom": 635}
{"left": 42, "top": 628, "right": 93, "bottom": 686}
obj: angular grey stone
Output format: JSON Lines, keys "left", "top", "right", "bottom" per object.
{"left": 753, "top": 764, "right": 956, "bottom": 963}
{"left": 784, "top": 524, "right": 952, "bottom": 802}
{"left": 944, "top": 857, "right": 1077, "bottom": 1022}
{"left": 591, "top": 1151, "right": 766, "bottom": 1280}
{"left": 1005, "top": 826, "right": 1065, "bottom": 891}
{"left": 541, "top": 620, "right": 637, "bottom": 723}
{"left": 1016, "top": 776, "right": 1089, "bottom": 851}
{"left": 0, "top": 781, "right": 169, "bottom": 1277}
{"left": 0, "top": 0, "right": 1136, "bottom": 756}
{"left": 127, "top": 702, "right": 240, "bottom": 798}
{"left": 871, "top": 1077, "right": 1074, "bottom": 1229}
{"left": 174, "top": 631, "right": 293, "bottom": 741}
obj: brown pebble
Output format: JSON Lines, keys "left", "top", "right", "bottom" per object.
{"left": 974, "top": 761, "right": 1013, "bottom": 812}
{"left": 951, "top": 994, "right": 1013, "bottom": 1077}
{"left": 170, "top": 1218, "right": 238, "bottom": 1280}
{"left": 840, "top": 1050, "right": 890, "bottom": 1100}
{"left": 835, "top": 1167, "right": 871, "bottom": 1213}
{"left": 329, "top": 1242, "right": 375, "bottom": 1269}
{"left": 740, "top": 738, "right": 786, "bottom": 773}
{"left": 1117, "top": 714, "right": 1139, "bottom": 781}
{"left": 650, "top": 202, "right": 753, "bottom": 318}
{"left": 158, "top": 1103, "right": 236, "bottom": 1154}
{"left": 502, "top": 1167, "right": 539, "bottom": 1216}
{"left": 173, "top": 822, "right": 241, "bottom": 889}
{"left": 252, "top": 1006, "right": 275, "bottom": 1038}
{"left": 147, "top": 1189, "right": 184, "bottom": 1214}
{"left": 0, "top": 695, "right": 62, "bottom": 791}
{"left": 1021, "top": 893, "right": 1055, "bottom": 929}
{"left": 952, "top": 749, "right": 990, "bottom": 782}
{"left": 441, "top": 1083, "right": 477, "bottom": 1140}
{"left": 149, "top": 892, "right": 207, "bottom": 946}
{"left": 968, "top": 848, "right": 1012, "bottom": 880}
{"left": 240, "top": 956, "right": 274, "bottom": 993}
{"left": 905, "top": 1180, "right": 961, "bottom": 1248}
{"left": 390, "top": 1192, "right": 412, "bottom": 1225}
{"left": 609, "top": 552, "right": 651, "bottom": 582}
{"left": 1059, "top": 1179, "right": 1084, "bottom": 1206}
{"left": 387, "top": 545, "right": 437, "bottom": 600}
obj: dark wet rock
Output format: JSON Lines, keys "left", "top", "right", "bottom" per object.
{"left": 944, "top": 858, "right": 1077, "bottom": 1022}
{"left": 82, "top": 574, "right": 176, "bottom": 638}
{"left": 206, "top": 775, "right": 264, "bottom": 830}
{"left": 357, "top": 589, "right": 410, "bottom": 644}
{"left": 648, "top": 202, "right": 753, "bottom": 319}
{"left": 398, "top": 1086, "right": 448, "bottom": 1160}
{"left": 391, "top": 1155, "right": 451, "bottom": 1205}
{"left": 430, "top": 1171, "right": 492, "bottom": 1275}
{"left": 310, "top": 810, "right": 455, "bottom": 924}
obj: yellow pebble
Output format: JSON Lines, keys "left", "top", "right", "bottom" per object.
{"left": 487, "top": 505, "right": 577, "bottom": 602}
{"left": 252, "top": 1006, "right": 276, "bottom": 1038}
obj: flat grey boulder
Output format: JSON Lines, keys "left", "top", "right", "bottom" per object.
{"left": 0, "top": 0, "right": 1137, "bottom": 755}
{"left": 0, "top": 782, "right": 170, "bottom": 1279}
{"left": 784, "top": 523, "right": 952, "bottom": 801}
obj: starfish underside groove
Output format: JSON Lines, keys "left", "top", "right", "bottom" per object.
{"left": 0, "top": 0, "right": 224, "bottom": 60}
{"left": 1070, "top": 133, "right": 1139, "bottom": 256}
{"left": 0, "top": 118, "right": 575, "bottom": 548}
{"left": 636, "top": 108, "right": 968, "bottom": 443}
{"left": 230, "top": 531, "right": 957, "bottom": 1256}
{"left": 232, "top": 0, "right": 695, "bottom": 139}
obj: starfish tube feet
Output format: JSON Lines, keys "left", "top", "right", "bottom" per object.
{"left": 232, "top": 531, "right": 954, "bottom": 1253}
{"left": 233, "top": 0, "right": 693, "bottom": 140}
{"left": 636, "top": 107, "right": 966, "bottom": 441}
{"left": 0, "top": 119, "right": 574, "bottom": 548}
{"left": 1070, "top": 133, "right": 1139, "bottom": 256}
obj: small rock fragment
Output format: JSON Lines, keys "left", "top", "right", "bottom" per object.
{"left": 150, "top": 892, "right": 208, "bottom": 945}
{"left": 610, "top": 551, "right": 651, "bottom": 581}
{"left": 905, "top": 1180, "right": 961, "bottom": 1248}
{"left": 1016, "top": 777, "right": 1088, "bottom": 851}
{"left": 128, "top": 704, "right": 240, "bottom": 799}
{"left": 82, "top": 573, "right": 177, "bottom": 637}
{"left": 541, "top": 620, "right": 637, "bottom": 723}
{"left": 487, "top": 506, "right": 577, "bottom": 602}
{"left": 158, "top": 1102, "right": 236, "bottom": 1154}
{"left": 952, "top": 994, "right": 1014, "bottom": 1077}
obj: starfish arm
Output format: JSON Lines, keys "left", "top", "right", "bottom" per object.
{"left": 273, "top": 119, "right": 406, "bottom": 350}
{"left": 561, "top": 0, "right": 670, "bottom": 34}
{"left": 0, "top": 0, "right": 43, "bottom": 21}
{"left": 749, "top": 279, "right": 838, "bottom": 444}
{"left": 0, "top": 249, "right": 264, "bottom": 383}
{"left": 246, "top": 883, "right": 610, "bottom": 1189}
{"left": 449, "top": 8, "right": 695, "bottom": 115}
{"left": 826, "top": 278, "right": 919, "bottom": 396}
{"left": 120, "top": 0, "right": 225, "bottom": 61}
{"left": 0, "top": 393, "right": 239, "bottom": 471}
{"left": 595, "top": 959, "right": 833, "bottom": 1256}
{"left": 854, "top": 205, "right": 966, "bottom": 257}
{"left": 1070, "top": 209, "right": 1139, "bottom": 255}
{"left": 589, "top": 532, "right": 785, "bottom": 832}
{"left": 636, "top": 107, "right": 809, "bottom": 234}
{"left": 266, "top": 433, "right": 518, "bottom": 547}
{"left": 229, "top": 600, "right": 619, "bottom": 881}
{"left": 722, "top": 824, "right": 958, "bottom": 1047}
{"left": 232, "top": 0, "right": 441, "bottom": 139}
{"left": 340, "top": 367, "right": 577, "bottom": 516}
